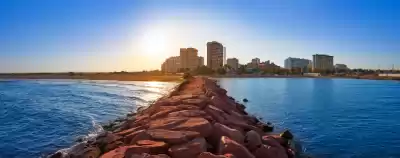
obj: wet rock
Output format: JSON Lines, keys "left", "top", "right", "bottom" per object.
{"left": 218, "top": 136, "right": 255, "bottom": 158}
{"left": 68, "top": 144, "right": 101, "bottom": 158}
{"left": 253, "top": 144, "right": 288, "bottom": 158}
{"left": 243, "top": 98, "right": 248, "bottom": 102}
{"left": 244, "top": 130, "right": 262, "bottom": 152}
{"left": 125, "top": 140, "right": 169, "bottom": 157}
{"left": 280, "top": 130, "right": 294, "bottom": 140}
{"left": 147, "top": 129, "right": 200, "bottom": 144}
{"left": 169, "top": 137, "right": 207, "bottom": 158}
{"left": 149, "top": 117, "right": 212, "bottom": 137}
{"left": 258, "top": 122, "right": 274, "bottom": 132}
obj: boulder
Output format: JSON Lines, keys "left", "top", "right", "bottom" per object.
{"left": 124, "top": 130, "right": 150, "bottom": 144}
{"left": 210, "top": 96, "right": 235, "bottom": 113}
{"left": 125, "top": 140, "right": 169, "bottom": 157}
{"left": 168, "top": 110, "right": 207, "bottom": 118}
{"left": 244, "top": 130, "right": 262, "bottom": 152}
{"left": 100, "top": 146, "right": 127, "bottom": 158}
{"left": 131, "top": 153, "right": 171, "bottom": 158}
{"left": 218, "top": 136, "right": 255, "bottom": 158}
{"left": 210, "top": 123, "right": 244, "bottom": 145}
{"left": 169, "top": 137, "right": 207, "bottom": 158}
{"left": 149, "top": 117, "right": 212, "bottom": 137}
{"left": 116, "top": 125, "right": 147, "bottom": 136}
{"left": 204, "top": 105, "right": 226, "bottom": 123}
{"left": 198, "top": 152, "right": 236, "bottom": 158}
{"left": 182, "top": 98, "right": 208, "bottom": 109}
{"left": 253, "top": 144, "right": 288, "bottom": 158}
{"left": 147, "top": 129, "right": 200, "bottom": 144}
{"left": 280, "top": 130, "right": 294, "bottom": 140}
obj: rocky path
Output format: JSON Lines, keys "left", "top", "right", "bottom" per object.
{"left": 50, "top": 77, "right": 296, "bottom": 158}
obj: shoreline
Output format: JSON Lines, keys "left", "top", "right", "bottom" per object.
{"left": 2, "top": 72, "right": 399, "bottom": 82}
{"left": 49, "top": 77, "right": 303, "bottom": 158}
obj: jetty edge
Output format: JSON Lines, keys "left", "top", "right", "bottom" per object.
{"left": 50, "top": 77, "right": 298, "bottom": 158}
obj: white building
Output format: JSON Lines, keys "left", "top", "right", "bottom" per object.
{"left": 284, "top": 57, "right": 311, "bottom": 69}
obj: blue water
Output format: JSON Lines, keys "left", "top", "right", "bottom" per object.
{"left": 0, "top": 80, "right": 177, "bottom": 158}
{"left": 1, "top": 78, "right": 400, "bottom": 158}
{"left": 218, "top": 78, "right": 400, "bottom": 158}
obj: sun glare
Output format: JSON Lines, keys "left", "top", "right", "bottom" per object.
{"left": 140, "top": 30, "right": 167, "bottom": 55}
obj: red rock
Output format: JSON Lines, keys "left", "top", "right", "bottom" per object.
{"left": 218, "top": 136, "right": 255, "bottom": 158}
{"left": 100, "top": 146, "right": 127, "bottom": 158}
{"left": 168, "top": 110, "right": 207, "bottom": 118}
{"left": 147, "top": 129, "right": 200, "bottom": 144}
{"left": 103, "top": 141, "right": 124, "bottom": 153}
{"left": 149, "top": 117, "right": 212, "bottom": 137}
{"left": 169, "top": 137, "right": 207, "bottom": 158}
{"left": 125, "top": 140, "right": 169, "bottom": 157}
{"left": 244, "top": 130, "right": 262, "bottom": 152}
{"left": 182, "top": 98, "right": 208, "bottom": 108}
{"left": 204, "top": 105, "right": 226, "bottom": 123}
{"left": 131, "top": 153, "right": 171, "bottom": 158}
{"left": 210, "top": 123, "right": 244, "bottom": 145}
{"left": 150, "top": 105, "right": 201, "bottom": 120}
{"left": 253, "top": 144, "right": 288, "bottom": 158}
{"left": 210, "top": 96, "right": 232, "bottom": 112}
{"left": 125, "top": 130, "right": 147, "bottom": 144}
{"left": 116, "top": 125, "right": 147, "bottom": 136}
{"left": 262, "top": 135, "right": 287, "bottom": 147}
{"left": 197, "top": 152, "right": 236, "bottom": 158}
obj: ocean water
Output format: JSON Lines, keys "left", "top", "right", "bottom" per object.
{"left": 0, "top": 80, "right": 177, "bottom": 158}
{"left": 218, "top": 78, "right": 400, "bottom": 158}
{"left": 1, "top": 78, "right": 400, "bottom": 158}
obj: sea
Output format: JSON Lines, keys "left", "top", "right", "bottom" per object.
{"left": 1, "top": 78, "right": 400, "bottom": 158}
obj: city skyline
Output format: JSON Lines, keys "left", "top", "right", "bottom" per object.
{"left": 1, "top": 0, "right": 400, "bottom": 73}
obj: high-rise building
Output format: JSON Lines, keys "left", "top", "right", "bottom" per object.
{"left": 312, "top": 54, "right": 334, "bottom": 71}
{"left": 180, "top": 48, "right": 199, "bottom": 71}
{"left": 198, "top": 56, "right": 204, "bottom": 67}
{"left": 161, "top": 56, "right": 180, "bottom": 73}
{"left": 284, "top": 57, "right": 311, "bottom": 69}
{"left": 207, "top": 41, "right": 224, "bottom": 70}
{"left": 226, "top": 58, "right": 239, "bottom": 70}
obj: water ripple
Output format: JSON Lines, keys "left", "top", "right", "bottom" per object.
{"left": 0, "top": 80, "right": 177, "bottom": 158}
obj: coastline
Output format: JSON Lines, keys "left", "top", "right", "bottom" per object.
{"left": 0, "top": 73, "right": 183, "bottom": 82}
{"left": 210, "top": 74, "right": 400, "bottom": 81}
{"left": 49, "top": 77, "right": 301, "bottom": 158}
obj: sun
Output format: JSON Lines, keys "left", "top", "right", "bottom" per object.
{"left": 140, "top": 30, "right": 167, "bottom": 55}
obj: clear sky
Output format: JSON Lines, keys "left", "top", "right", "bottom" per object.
{"left": 1, "top": 0, "right": 399, "bottom": 73}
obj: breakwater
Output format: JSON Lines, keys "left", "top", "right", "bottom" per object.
{"left": 50, "top": 77, "right": 297, "bottom": 158}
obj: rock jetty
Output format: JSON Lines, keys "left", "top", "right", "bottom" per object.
{"left": 50, "top": 77, "right": 297, "bottom": 158}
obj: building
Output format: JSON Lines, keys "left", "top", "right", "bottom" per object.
{"left": 284, "top": 57, "right": 311, "bottom": 70}
{"left": 251, "top": 58, "right": 261, "bottom": 65}
{"left": 312, "top": 54, "right": 334, "bottom": 71}
{"left": 198, "top": 56, "right": 204, "bottom": 67}
{"left": 161, "top": 56, "right": 180, "bottom": 73}
{"left": 335, "top": 64, "right": 348, "bottom": 70}
{"left": 226, "top": 58, "right": 239, "bottom": 70}
{"left": 180, "top": 48, "right": 199, "bottom": 71}
{"left": 207, "top": 41, "right": 224, "bottom": 70}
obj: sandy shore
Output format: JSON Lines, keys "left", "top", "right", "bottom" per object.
{"left": 49, "top": 77, "right": 299, "bottom": 158}
{"left": 0, "top": 73, "right": 183, "bottom": 82}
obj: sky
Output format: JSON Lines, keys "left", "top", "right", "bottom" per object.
{"left": 1, "top": 0, "right": 399, "bottom": 73}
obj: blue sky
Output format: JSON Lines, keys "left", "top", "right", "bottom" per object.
{"left": 1, "top": 0, "right": 399, "bottom": 72}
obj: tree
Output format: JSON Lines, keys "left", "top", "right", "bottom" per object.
{"left": 194, "top": 66, "right": 214, "bottom": 75}
{"left": 216, "top": 67, "right": 226, "bottom": 75}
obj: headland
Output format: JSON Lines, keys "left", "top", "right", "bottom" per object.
{"left": 49, "top": 77, "right": 299, "bottom": 158}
